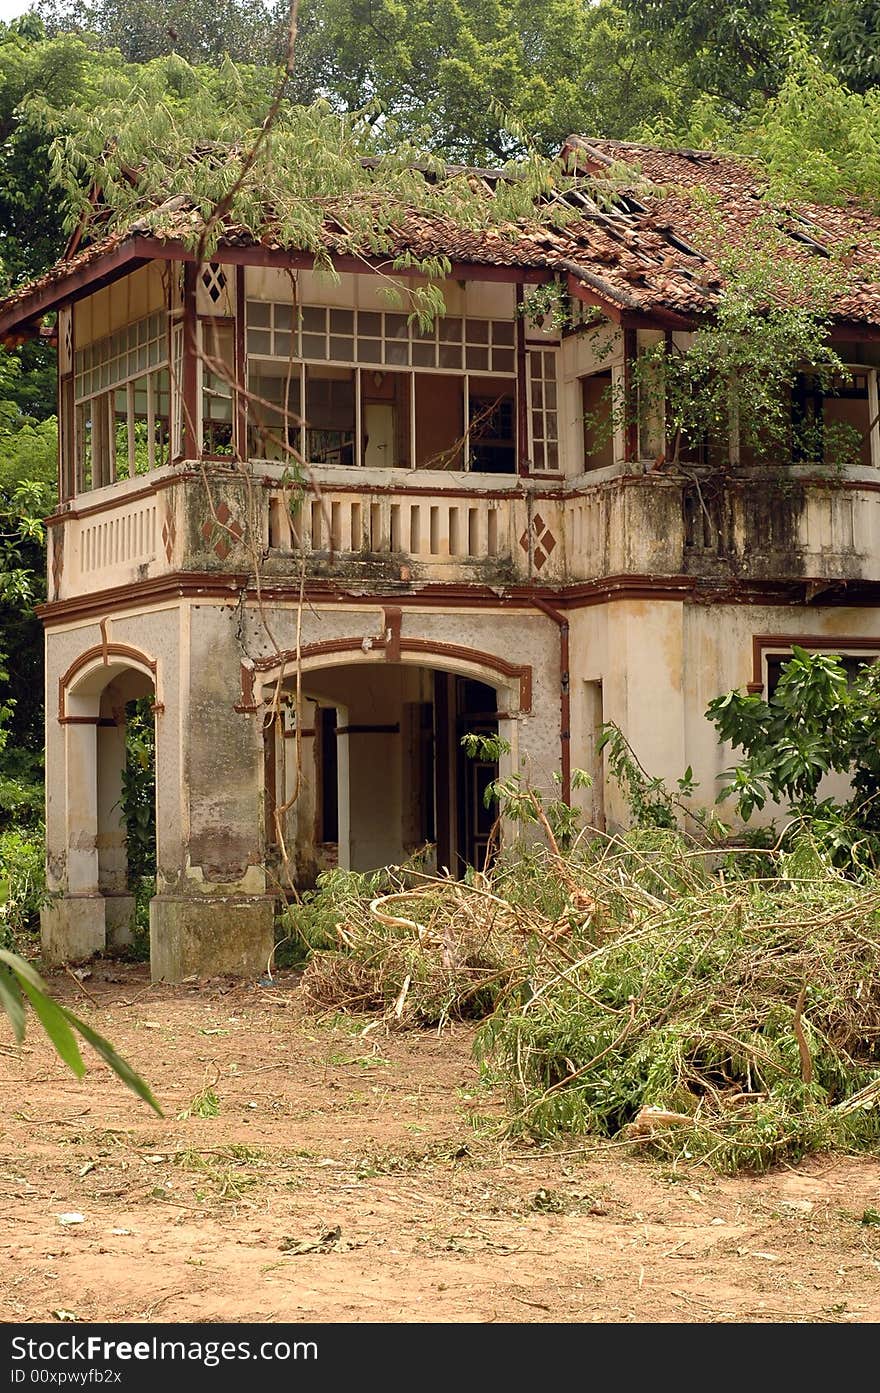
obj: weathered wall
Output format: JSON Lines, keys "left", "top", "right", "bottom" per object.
{"left": 569, "top": 598, "right": 880, "bottom": 829}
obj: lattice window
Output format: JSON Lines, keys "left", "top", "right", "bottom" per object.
{"left": 528, "top": 349, "right": 559, "bottom": 472}
{"left": 201, "top": 263, "right": 228, "bottom": 305}
{"left": 74, "top": 312, "right": 167, "bottom": 401}
{"left": 245, "top": 303, "right": 516, "bottom": 375}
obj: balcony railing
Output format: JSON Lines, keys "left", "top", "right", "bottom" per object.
{"left": 46, "top": 464, "right": 880, "bottom": 603}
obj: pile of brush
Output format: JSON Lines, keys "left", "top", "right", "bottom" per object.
{"left": 293, "top": 833, "right": 880, "bottom": 1171}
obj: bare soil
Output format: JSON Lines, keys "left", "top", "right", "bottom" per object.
{"left": 2, "top": 963, "right": 880, "bottom": 1324}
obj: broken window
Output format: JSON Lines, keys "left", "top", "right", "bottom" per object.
{"left": 361, "top": 370, "right": 411, "bottom": 469}
{"left": 580, "top": 370, "right": 614, "bottom": 469}
{"left": 468, "top": 378, "right": 515, "bottom": 474}
{"left": 247, "top": 364, "right": 302, "bottom": 462}
{"left": 305, "top": 366, "right": 356, "bottom": 465}
{"left": 791, "top": 368, "right": 878, "bottom": 468}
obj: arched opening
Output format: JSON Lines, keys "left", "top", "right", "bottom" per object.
{"left": 57, "top": 655, "right": 158, "bottom": 956}
{"left": 261, "top": 660, "right": 510, "bottom": 888}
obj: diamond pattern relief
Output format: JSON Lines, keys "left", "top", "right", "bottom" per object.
{"left": 162, "top": 507, "right": 176, "bottom": 564}
{"left": 519, "top": 511, "right": 557, "bottom": 571}
{"left": 201, "top": 499, "right": 243, "bottom": 560}
{"left": 51, "top": 527, "right": 64, "bottom": 597}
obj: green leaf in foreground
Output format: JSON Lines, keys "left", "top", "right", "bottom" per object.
{"left": 0, "top": 948, "right": 162, "bottom": 1114}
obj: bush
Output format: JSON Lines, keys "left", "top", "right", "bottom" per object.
{"left": 0, "top": 824, "right": 46, "bottom": 946}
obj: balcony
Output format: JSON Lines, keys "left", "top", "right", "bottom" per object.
{"left": 45, "top": 457, "right": 880, "bottom": 609}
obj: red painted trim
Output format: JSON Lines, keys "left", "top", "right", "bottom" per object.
{"left": 45, "top": 472, "right": 189, "bottom": 526}
{"left": 58, "top": 641, "right": 157, "bottom": 720}
{"left": 515, "top": 285, "right": 529, "bottom": 475}
{"left": 235, "top": 266, "right": 247, "bottom": 461}
{"left": 182, "top": 263, "right": 199, "bottom": 459}
{"left": 747, "top": 633, "right": 880, "bottom": 692}
{"left": 246, "top": 638, "right": 533, "bottom": 713}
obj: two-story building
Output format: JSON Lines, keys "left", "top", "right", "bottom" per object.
{"left": 2, "top": 137, "right": 879, "bottom": 980}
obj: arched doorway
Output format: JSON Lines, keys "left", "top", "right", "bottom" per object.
{"left": 260, "top": 657, "right": 515, "bottom": 887}
{"left": 45, "top": 647, "right": 158, "bottom": 960}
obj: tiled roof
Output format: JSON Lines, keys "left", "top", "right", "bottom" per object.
{"left": 2, "top": 138, "right": 879, "bottom": 334}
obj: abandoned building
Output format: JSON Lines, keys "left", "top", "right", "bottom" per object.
{"left": 1, "top": 137, "right": 879, "bottom": 980}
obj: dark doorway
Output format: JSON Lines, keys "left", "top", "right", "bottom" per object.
{"left": 432, "top": 674, "right": 499, "bottom": 873}
{"left": 316, "top": 705, "right": 338, "bottom": 843}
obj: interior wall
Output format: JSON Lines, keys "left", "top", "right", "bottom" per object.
{"left": 300, "top": 664, "right": 433, "bottom": 872}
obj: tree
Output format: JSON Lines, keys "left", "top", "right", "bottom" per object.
{"left": 707, "top": 647, "right": 880, "bottom": 861}
{"left": 36, "top": 0, "right": 288, "bottom": 67}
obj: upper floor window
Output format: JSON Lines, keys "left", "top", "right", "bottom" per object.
{"left": 245, "top": 301, "right": 551, "bottom": 475}
{"left": 72, "top": 311, "right": 170, "bottom": 492}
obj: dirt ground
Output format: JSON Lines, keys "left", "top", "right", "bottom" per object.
{"left": 2, "top": 962, "right": 880, "bottom": 1325}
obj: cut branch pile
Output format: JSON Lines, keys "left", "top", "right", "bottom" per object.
{"left": 295, "top": 835, "right": 880, "bottom": 1171}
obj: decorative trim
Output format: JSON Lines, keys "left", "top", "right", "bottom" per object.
{"left": 58, "top": 641, "right": 158, "bottom": 721}
{"left": 747, "top": 633, "right": 880, "bottom": 693}
{"left": 45, "top": 472, "right": 189, "bottom": 526}
{"left": 244, "top": 637, "right": 533, "bottom": 713}
{"left": 38, "top": 566, "right": 880, "bottom": 631}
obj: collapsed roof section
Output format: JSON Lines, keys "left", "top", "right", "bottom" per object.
{"left": 1, "top": 135, "right": 879, "bottom": 342}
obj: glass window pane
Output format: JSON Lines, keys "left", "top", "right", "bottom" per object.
{"left": 385, "top": 313, "right": 408, "bottom": 339}
{"left": 466, "top": 346, "right": 489, "bottom": 371}
{"left": 466, "top": 319, "right": 489, "bottom": 344}
{"left": 439, "top": 344, "right": 462, "bottom": 369}
{"left": 329, "top": 336, "right": 354, "bottom": 360}
{"left": 274, "top": 331, "right": 292, "bottom": 358}
{"left": 247, "top": 328, "right": 271, "bottom": 354}
{"left": 412, "top": 342, "right": 436, "bottom": 368}
{"left": 330, "top": 308, "right": 353, "bottom": 334}
{"left": 492, "top": 349, "right": 515, "bottom": 373}
{"left": 301, "top": 306, "right": 325, "bottom": 333}
{"left": 357, "top": 339, "right": 382, "bottom": 363}
{"left": 358, "top": 311, "right": 381, "bottom": 336}
{"left": 384, "top": 340, "right": 408, "bottom": 366}
{"left": 248, "top": 301, "right": 270, "bottom": 327}
{"left": 439, "top": 316, "right": 462, "bottom": 342}
{"left": 302, "top": 333, "right": 327, "bottom": 360}
{"left": 492, "top": 321, "right": 514, "bottom": 346}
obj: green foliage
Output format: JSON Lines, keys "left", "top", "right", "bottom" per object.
{"left": 36, "top": 0, "right": 288, "bottom": 67}
{"left": 0, "top": 943, "right": 162, "bottom": 1112}
{"left": 121, "top": 699, "right": 156, "bottom": 884}
{"left": 598, "top": 722, "right": 728, "bottom": 842}
{"left": 0, "top": 825, "right": 48, "bottom": 944}
{"left": 461, "top": 730, "right": 591, "bottom": 851}
{"left": 475, "top": 856, "right": 880, "bottom": 1171}
{"left": 708, "top": 649, "right": 880, "bottom": 868}
{"left": 736, "top": 49, "right": 880, "bottom": 205}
